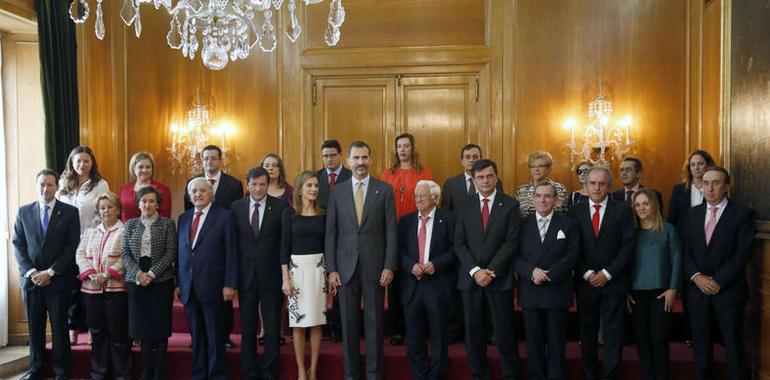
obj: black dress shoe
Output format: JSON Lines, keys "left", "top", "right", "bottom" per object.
{"left": 330, "top": 329, "right": 342, "bottom": 342}
{"left": 390, "top": 335, "right": 404, "bottom": 345}
{"left": 224, "top": 339, "right": 236, "bottom": 349}
{"left": 280, "top": 336, "right": 286, "bottom": 345}
{"left": 685, "top": 339, "right": 694, "bottom": 347}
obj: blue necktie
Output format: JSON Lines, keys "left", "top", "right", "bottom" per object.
{"left": 41, "top": 204, "right": 50, "bottom": 235}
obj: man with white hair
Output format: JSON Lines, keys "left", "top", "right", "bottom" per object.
{"left": 398, "top": 180, "right": 456, "bottom": 380}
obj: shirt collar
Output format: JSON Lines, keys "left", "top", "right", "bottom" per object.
{"left": 140, "top": 212, "right": 158, "bottom": 226}
{"left": 99, "top": 220, "right": 124, "bottom": 233}
{"left": 195, "top": 202, "right": 213, "bottom": 215}
{"left": 707, "top": 196, "right": 729, "bottom": 210}
{"left": 419, "top": 207, "right": 437, "bottom": 220}
{"left": 250, "top": 195, "right": 267, "bottom": 209}
{"left": 478, "top": 189, "right": 497, "bottom": 203}
{"left": 464, "top": 172, "right": 473, "bottom": 182}
{"left": 589, "top": 196, "right": 609, "bottom": 209}
{"left": 205, "top": 171, "right": 222, "bottom": 182}
{"left": 39, "top": 198, "right": 56, "bottom": 210}
{"left": 536, "top": 210, "right": 554, "bottom": 221}
{"left": 624, "top": 183, "right": 641, "bottom": 192}
{"left": 327, "top": 166, "right": 343, "bottom": 176}
{"left": 353, "top": 175, "right": 370, "bottom": 187}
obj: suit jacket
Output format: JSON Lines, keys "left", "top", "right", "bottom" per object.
{"left": 317, "top": 166, "right": 353, "bottom": 209}
{"left": 231, "top": 195, "right": 289, "bottom": 292}
{"left": 121, "top": 216, "right": 177, "bottom": 284}
{"left": 398, "top": 208, "right": 456, "bottom": 304}
{"left": 682, "top": 200, "right": 755, "bottom": 304}
{"left": 183, "top": 172, "right": 244, "bottom": 211}
{"left": 13, "top": 201, "right": 80, "bottom": 292}
{"left": 325, "top": 176, "right": 398, "bottom": 285}
{"left": 611, "top": 184, "right": 664, "bottom": 212}
{"left": 441, "top": 173, "right": 503, "bottom": 213}
{"left": 667, "top": 183, "right": 701, "bottom": 230}
{"left": 567, "top": 197, "right": 635, "bottom": 294}
{"left": 177, "top": 205, "right": 238, "bottom": 304}
{"left": 454, "top": 192, "right": 520, "bottom": 292}
{"left": 514, "top": 213, "right": 579, "bottom": 309}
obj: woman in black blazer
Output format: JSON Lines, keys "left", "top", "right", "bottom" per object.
{"left": 667, "top": 150, "right": 716, "bottom": 229}
{"left": 121, "top": 186, "right": 177, "bottom": 380}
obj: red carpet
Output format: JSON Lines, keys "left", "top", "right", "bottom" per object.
{"left": 43, "top": 300, "right": 725, "bottom": 379}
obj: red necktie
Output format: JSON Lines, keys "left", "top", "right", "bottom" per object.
{"left": 592, "top": 204, "right": 601, "bottom": 237}
{"left": 208, "top": 178, "right": 216, "bottom": 186}
{"left": 705, "top": 206, "right": 718, "bottom": 244}
{"left": 190, "top": 211, "right": 203, "bottom": 246}
{"left": 481, "top": 198, "right": 490, "bottom": 232}
{"left": 418, "top": 215, "right": 430, "bottom": 264}
{"left": 329, "top": 172, "right": 337, "bottom": 188}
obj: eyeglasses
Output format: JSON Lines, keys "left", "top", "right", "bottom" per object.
{"left": 619, "top": 167, "right": 637, "bottom": 173}
{"left": 322, "top": 153, "right": 339, "bottom": 159}
{"left": 529, "top": 164, "right": 550, "bottom": 169}
{"left": 576, "top": 168, "right": 589, "bottom": 175}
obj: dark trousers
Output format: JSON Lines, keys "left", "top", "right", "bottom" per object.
{"left": 461, "top": 289, "right": 519, "bottom": 380}
{"left": 240, "top": 286, "right": 282, "bottom": 379}
{"left": 23, "top": 286, "right": 70, "bottom": 377}
{"left": 522, "top": 308, "right": 568, "bottom": 380}
{"left": 223, "top": 300, "right": 234, "bottom": 341}
{"left": 324, "top": 295, "right": 342, "bottom": 338}
{"left": 83, "top": 292, "right": 131, "bottom": 380}
{"left": 403, "top": 284, "right": 449, "bottom": 380}
{"left": 184, "top": 290, "right": 228, "bottom": 380}
{"left": 447, "top": 286, "right": 465, "bottom": 342}
{"left": 630, "top": 290, "right": 670, "bottom": 380}
{"left": 385, "top": 273, "right": 405, "bottom": 337}
{"left": 577, "top": 289, "right": 625, "bottom": 380}
{"left": 68, "top": 277, "right": 86, "bottom": 331}
{"left": 687, "top": 292, "right": 747, "bottom": 380}
{"left": 139, "top": 339, "right": 167, "bottom": 380}
{"left": 339, "top": 267, "right": 385, "bottom": 380}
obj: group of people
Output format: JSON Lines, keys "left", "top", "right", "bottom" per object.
{"left": 12, "top": 134, "right": 755, "bottom": 380}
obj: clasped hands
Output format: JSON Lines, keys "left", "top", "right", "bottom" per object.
{"left": 473, "top": 268, "right": 496, "bottom": 287}
{"left": 411, "top": 262, "right": 436, "bottom": 280}
{"left": 172, "top": 286, "right": 237, "bottom": 302}
{"left": 692, "top": 274, "right": 721, "bottom": 296}
{"left": 586, "top": 271, "right": 609, "bottom": 287}
{"left": 30, "top": 270, "right": 52, "bottom": 287}
{"left": 327, "top": 269, "right": 395, "bottom": 292}
{"left": 531, "top": 267, "right": 550, "bottom": 285}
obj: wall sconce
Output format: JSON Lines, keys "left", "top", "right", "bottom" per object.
{"left": 167, "top": 98, "right": 235, "bottom": 176}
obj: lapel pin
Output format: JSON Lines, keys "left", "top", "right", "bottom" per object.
{"left": 498, "top": 202, "right": 502, "bottom": 206}
{"left": 375, "top": 190, "right": 380, "bottom": 194}
{"left": 438, "top": 219, "right": 443, "bottom": 224}
{"left": 268, "top": 206, "right": 272, "bottom": 211}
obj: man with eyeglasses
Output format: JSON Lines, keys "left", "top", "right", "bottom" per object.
{"left": 183, "top": 144, "right": 244, "bottom": 350}
{"left": 516, "top": 151, "right": 567, "bottom": 217}
{"left": 611, "top": 157, "right": 664, "bottom": 213}
{"left": 317, "top": 139, "right": 352, "bottom": 210}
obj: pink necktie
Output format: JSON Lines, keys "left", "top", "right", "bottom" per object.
{"left": 705, "top": 206, "right": 718, "bottom": 245}
{"left": 418, "top": 215, "right": 430, "bottom": 264}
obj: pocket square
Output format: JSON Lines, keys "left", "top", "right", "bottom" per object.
{"left": 556, "top": 230, "right": 566, "bottom": 239}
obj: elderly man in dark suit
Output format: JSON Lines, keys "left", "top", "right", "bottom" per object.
{"left": 325, "top": 140, "right": 398, "bottom": 380}
{"left": 454, "top": 159, "right": 521, "bottom": 380}
{"left": 399, "top": 180, "right": 456, "bottom": 380}
{"left": 682, "top": 166, "right": 755, "bottom": 380}
{"left": 514, "top": 183, "right": 579, "bottom": 380}
{"left": 611, "top": 156, "right": 663, "bottom": 211}
{"left": 567, "top": 166, "right": 635, "bottom": 380}
{"left": 13, "top": 169, "right": 80, "bottom": 380}
{"left": 176, "top": 178, "right": 238, "bottom": 380}
{"left": 231, "top": 167, "right": 289, "bottom": 380}
{"left": 183, "top": 144, "right": 244, "bottom": 349}
{"left": 316, "top": 139, "right": 352, "bottom": 342}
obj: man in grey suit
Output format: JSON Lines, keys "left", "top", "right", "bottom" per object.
{"left": 326, "top": 140, "right": 398, "bottom": 380}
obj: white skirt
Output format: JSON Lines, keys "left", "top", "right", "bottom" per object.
{"left": 288, "top": 253, "right": 327, "bottom": 328}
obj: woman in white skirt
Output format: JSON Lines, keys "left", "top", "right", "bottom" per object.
{"left": 281, "top": 171, "right": 327, "bottom": 380}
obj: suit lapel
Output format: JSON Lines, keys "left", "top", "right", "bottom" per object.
{"left": 540, "top": 215, "right": 559, "bottom": 252}
{"left": 193, "top": 208, "right": 215, "bottom": 250}
{"left": 42, "top": 202, "right": 65, "bottom": 244}
{"left": 707, "top": 202, "right": 732, "bottom": 248}
{"left": 692, "top": 204, "right": 707, "bottom": 249}
{"left": 597, "top": 201, "right": 613, "bottom": 240}
{"left": 484, "top": 196, "right": 506, "bottom": 237}
{"left": 429, "top": 210, "right": 444, "bottom": 254}
{"left": 259, "top": 198, "right": 276, "bottom": 239}
{"left": 359, "top": 180, "right": 379, "bottom": 227}
{"left": 29, "top": 203, "right": 45, "bottom": 245}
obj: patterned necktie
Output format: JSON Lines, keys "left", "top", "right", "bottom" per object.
{"left": 418, "top": 215, "right": 430, "bottom": 264}
{"left": 705, "top": 206, "right": 719, "bottom": 245}
{"left": 625, "top": 190, "right": 633, "bottom": 206}
{"left": 190, "top": 211, "right": 203, "bottom": 246}
{"left": 481, "top": 198, "right": 490, "bottom": 232}
{"left": 251, "top": 203, "right": 261, "bottom": 238}
{"left": 468, "top": 177, "right": 477, "bottom": 195}
{"left": 538, "top": 216, "right": 549, "bottom": 242}
{"left": 354, "top": 182, "right": 365, "bottom": 226}
{"left": 329, "top": 173, "right": 337, "bottom": 188}
{"left": 592, "top": 204, "right": 601, "bottom": 237}
{"left": 41, "top": 204, "right": 50, "bottom": 235}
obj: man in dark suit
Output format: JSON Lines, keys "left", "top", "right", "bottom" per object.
{"left": 567, "top": 166, "right": 635, "bottom": 380}
{"left": 231, "top": 167, "right": 289, "bottom": 380}
{"left": 454, "top": 159, "right": 521, "bottom": 380}
{"left": 683, "top": 166, "right": 754, "bottom": 380}
{"left": 611, "top": 156, "right": 663, "bottom": 211}
{"left": 175, "top": 178, "right": 238, "bottom": 380}
{"left": 316, "top": 139, "right": 352, "bottom": 342}
{"left": 399, "top": 180, "right": 456, "bottom": 380}
{"left": 13, "top": 169, "right": 80, "bottom": 380}
{"left": 326, "top": 140, "right": 398, "bottom": 380}
{"left": 514, "top": 183, "right": 579, "bottom": 380}
{"left": 183, "top": 144, "right": 243, "bottom": 349}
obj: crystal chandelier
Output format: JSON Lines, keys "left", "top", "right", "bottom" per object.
{"left": 69, "top": 0, "right": 345, "bottom": 70}
{"left": 565, "top": 82, "right": 634, "bottom": 168}
{"left": 168, "top": 98, "right": 234, "bottom": 176}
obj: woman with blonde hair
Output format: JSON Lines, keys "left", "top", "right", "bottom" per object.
{"left": 567, "top": 160, "right": 594, "bottom": 208}
{"left": 76, "top": 192, "right": 131, "bottom": 379}
{"left": 626, "top": 188, "right": 682, "bottom": 380}
{"left": 281, "top": 171, "right": 327, "bottom": 380}
{"left": 119, "top": 151, "right": 173, "bottom": 221}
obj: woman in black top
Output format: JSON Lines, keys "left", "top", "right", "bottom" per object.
{"left": 667, "top": 149, "right": 715, "bottom": 229}
{"left": 567, "top": 160, "right": 593, "bottom": 208}
{"left": 281, "top": 171, "right": 327, "bottom": 380}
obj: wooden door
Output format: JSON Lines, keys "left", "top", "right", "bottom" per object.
{"left": 399, "top": 75, "right": 480, "bottom": 187}
{"left": 312, "top": 77, "right": 397, "bottom": 176}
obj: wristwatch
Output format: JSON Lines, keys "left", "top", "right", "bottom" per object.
{"left": 46, "top": 268, "right": 55, "bottom": 277}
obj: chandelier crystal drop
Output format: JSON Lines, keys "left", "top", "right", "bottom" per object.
{"left": 70, "top": 0, "right": 345, "bottom": 70}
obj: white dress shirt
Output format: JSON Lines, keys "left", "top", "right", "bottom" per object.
{"left": 205, "top": 171, "right": 223, "bottom": 195}
{"left": 191, "top": 203, "right": 212, "bottom": 248}
{"left": 464, "top": 172, "right": 474, "bottom": 193}
{"left": 469, "top": 189, "right": 497, "bottom": 277}
{"left": 417, "top": 207, "right": 437, "bottom": 264}
{"left": 249, "top": 196, "right": 267, "bottom": 230}
{"left": 56, "top": 178, "right": 110, "bottom": 234}
{"left": 352, "top": 175, "right": 370, "bottom": 205}
{"left": 584, "top": 196, "right": 613, "bottom": 281}
{"left": 690, "top": 185, "right": 704, "bottom": 207}
{"left": 690, "top": 197, "right": 730, "bottom": 281}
